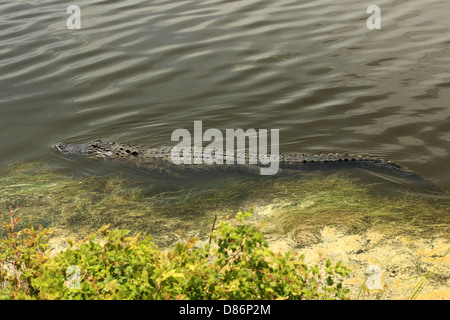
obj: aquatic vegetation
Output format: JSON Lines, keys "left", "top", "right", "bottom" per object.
{"left": 0, "top": 162, "right": 447, "bottom": 246}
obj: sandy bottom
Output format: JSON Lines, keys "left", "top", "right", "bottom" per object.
{"left": 254, "top": 205, "right": 449, "bottom": 300}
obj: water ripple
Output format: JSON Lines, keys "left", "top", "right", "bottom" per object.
{"left": 0, "top": 0, "right": 449, "bottom": 190}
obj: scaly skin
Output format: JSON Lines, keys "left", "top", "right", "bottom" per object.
{"left": 51, "top": 139, "right": 401, "bottom": 167}
{"left": 51, "top": 139, "right": 434, "bottom": 187}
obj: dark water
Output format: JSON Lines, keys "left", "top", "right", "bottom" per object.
{"left": 1, "top": 0, "right": 449, "bottom": 195}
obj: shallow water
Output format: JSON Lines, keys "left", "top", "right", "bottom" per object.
{"left": 1, "top": 0, "right": 449, "bottom": 196}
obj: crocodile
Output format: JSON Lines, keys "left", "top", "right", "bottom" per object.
{"left": 51, "top": 139, "right": 436, "bottom": 189}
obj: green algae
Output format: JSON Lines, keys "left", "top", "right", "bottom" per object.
{"left": 0, "top": 162, "right": 448, "bottom": 248}
{"left": 256, "top": 176, "right": 449, "bottom": 247}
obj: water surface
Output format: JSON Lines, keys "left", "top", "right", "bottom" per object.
{"left": 1, "top": 0, "right": 449, "bottom": 195}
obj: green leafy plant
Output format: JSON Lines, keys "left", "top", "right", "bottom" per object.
{"left": 0, "top": 205, "right": 53, "bottom": 299}
{"left": 1, "top": 207, "right": 351, "bottom": 300}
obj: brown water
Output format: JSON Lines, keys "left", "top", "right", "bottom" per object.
{"left": 1, "top": 0, "right": 449, "bottom": 194}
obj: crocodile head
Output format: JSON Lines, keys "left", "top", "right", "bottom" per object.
{"left": 51, "top": 139, "right": 115, "bottom": 158}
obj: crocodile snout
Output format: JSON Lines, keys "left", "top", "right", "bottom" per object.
{"left": 51, "top": 142, "right": 66, "bottom": 153}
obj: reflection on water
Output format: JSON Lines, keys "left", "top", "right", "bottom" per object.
{"left": 0, "top": 0, "right": 449, "bottom": 195}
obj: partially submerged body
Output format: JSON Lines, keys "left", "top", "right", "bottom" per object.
{"left": 51, "top": 139, "right": 436, "bottom": 189}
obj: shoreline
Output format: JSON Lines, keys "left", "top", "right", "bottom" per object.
{"left": 1, "top": 161, "right": 448, "bottom": 300}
